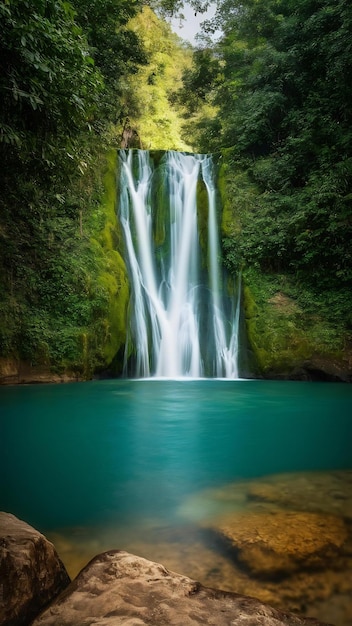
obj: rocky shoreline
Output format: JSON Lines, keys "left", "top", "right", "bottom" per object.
{"left": 2, "top": 471, "right": 352, "bottom": 625}
{"left": 0, "top": 512, "right": 336, "bottom": 626}
{"left": 39, "top": 470, "right": 352, "bottom": 626}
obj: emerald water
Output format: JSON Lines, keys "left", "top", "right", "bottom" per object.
{"left": 1, "top": 380, "right": 351, "bottom": 623}
{"left": 1, "top": 379, "right": 350, "bottom": 529}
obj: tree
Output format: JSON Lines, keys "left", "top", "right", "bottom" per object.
{"left": 125, "top": 5, "right": 193, "bottom": 150}
{"left": 0, "top": 0, "right": 114, "bottom": 370}
{"left": 0, "top": 0, "right": 101, "bottom": 151}
{"left": 71, "top": 0, "right": 146, "bottom": 125}
{"left": 147, "top": 0, "right": 211, "bottom": 18}
{"left": 191, "top": 0, "right": 352, "bottom": 290}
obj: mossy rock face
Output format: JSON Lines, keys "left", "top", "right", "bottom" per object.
{"left": 218, "top": 152, "right": 257, "bottom": 240}
{"left": 243, "top": 279, "right": 313, "bottom": 377}
{"left": 151, "top": 163, "right": 167, "bottom": 248}
{"left": 196, "top": 178, "right": 209, "bottom": 263}
{"left": 94, "top": 151, "right": 130, "bottom": 374}
{"left": 218, "top": 161, "right": 234, "bottom": 239}
{"left": 0, "top": 145, "right": 132, "bottom": 382}
{"left": 243, "top": 271, "right": 350, "bottom": 381}
{"left": 100, "top": 251, "right": 129, "bottom": 366}
{"left": 149, "top": 150, "right": 167, "bottom": 168}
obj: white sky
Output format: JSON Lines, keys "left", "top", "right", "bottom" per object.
{"left": 170, "top": 3, "right": 217, "bottom": 44}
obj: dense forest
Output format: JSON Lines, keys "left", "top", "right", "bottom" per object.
{"left": 0, "top": 0, "right": 351, "bottom": 381}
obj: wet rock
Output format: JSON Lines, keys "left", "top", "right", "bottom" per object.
{"left": 31, "top": 550, "right": 332, "bottom": 626}
{"left": 209, "top": 510, "right": 348, "bottom": 578}
{"left": 0, "top": 512, "right": 70, "bottom": 626}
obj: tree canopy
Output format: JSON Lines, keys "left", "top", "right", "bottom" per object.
{"left": 184, "top": 0, "right": 352, "bottom": 295}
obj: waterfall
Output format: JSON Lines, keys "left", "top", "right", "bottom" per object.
{"left": 118, "top": 149, "right": 241, "bottom": 379}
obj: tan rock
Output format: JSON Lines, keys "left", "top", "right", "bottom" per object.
{"left": 210, "top": 510, "right": 348, "bottom": 578}
{"left": 0, "top": 357, "right": 18, "bottom": 379}
{"left": 0, "top": 512, "right": 70, "bottom": 626}
{"left": 0, "top": 358, "right": 82, "bottom": 384}
{"left": 31, "top": 550, "right": 332, "bottom": 626}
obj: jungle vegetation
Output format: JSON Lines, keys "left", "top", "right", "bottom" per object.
{"left": 179, "top": 0, "right": 352, "bottom": 376}
{"left": 0, "top": 0, "right": 192, "bottom": 375}
{"left": 0, "top": 0, "right": 351, "bottom": 378}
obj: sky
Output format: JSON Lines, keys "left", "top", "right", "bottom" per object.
{"left": 170, "top": 3, "right": 217, "bottom": 45}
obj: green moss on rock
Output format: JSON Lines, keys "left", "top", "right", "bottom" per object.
{"left": 196, "top": 178, "right": 209, "bottom": 262}
{"left": 94, "top": 151, "right": 129, "bottom": 373}
{"left": 243, "top": 269, "right": 348, "bottom": 380}
{"left": 218, "top": 151, "right": 257, "bottom": 240}
{"left": 99, "top": 252, "right": 129, "bottom": 365}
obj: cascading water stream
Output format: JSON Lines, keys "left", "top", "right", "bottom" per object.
{"left": 202, "top": 156, "right": 241, "bottom": 379}
{"left": 118, "top": 149, "right": 241, "bottom": 379}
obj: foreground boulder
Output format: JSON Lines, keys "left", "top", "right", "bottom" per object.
{"left": 0, "top": 512, "right": 70, "bottom": 626}
{"left": 31, "top": 550, "right": 332, "bottom": 626}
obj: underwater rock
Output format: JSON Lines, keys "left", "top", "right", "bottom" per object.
{"left": 208, "top": 510, "right": 348, "bottom": 578}
{"left": 179, "top": 471, "right": 352, "bottom": 524}
{"left": 46, "top": 522, "right": 352, "bottom": 623}
{"left": 175, "top": 471, "right": 352, "bottom": 624}
{"left": 246, "top": 470, "right": 352, "bottom": 520}
{"left": 0, "top": 512, "right": 70, "bottom": 626}
{"left": 31, "top": 550, "right": 332, "bottom": 626}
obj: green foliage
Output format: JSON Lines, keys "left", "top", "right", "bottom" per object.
{"left": 71, "top": 0, "right": 147, "bottom": 126}
{"left": 0, "top": 0, "right": 143, "bottom": 377}
{"left": 0, "top": 0, "right": 216, "bottom": 379}
{"left": 175, "top": 46, "right": 221, "bottom": 151}
{"left": 0, "top": 149, "right": 130, "bottom": 376}
{"left": 126, "top": 6, "right": 193, "bottom": 150}
{"left": 199, "top": 0, "right": 352, "bottom": 372}
{"left": 0, "top": 0, "right": 102, "bottom": 152}
{"left": 186, "top": 0, "right": 352, "bottom": 301}
{"left": 147, "top": 0, "right": 210, "bottom": 19}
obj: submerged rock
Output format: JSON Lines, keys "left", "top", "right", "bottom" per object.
{"left": 0, "top": 512, "right": 70, "bottom": 626}
{"left": 31, "top": 550, "right": 332, "bottom": 626}
{"left": 246, "top": 470, "right": 352, "bottom": 520}
{"left": 46, "top": 521, "right": 352, "bottom": 622}
{"left": 209, "top": 510, "right": 348, "bottom": 578}
{"left": 176, "top": 470, "right": 352, "bottom": 623}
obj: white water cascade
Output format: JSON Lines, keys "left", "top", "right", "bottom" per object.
{"left": 118, "top": 149, "right": 241, "bottom": 379}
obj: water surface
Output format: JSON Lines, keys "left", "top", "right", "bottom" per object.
{"left": 1, "top": 380, "right": 351, "bottom": 624}
{"left": 1, "top": 379, "right": 350, "bottom": 529}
